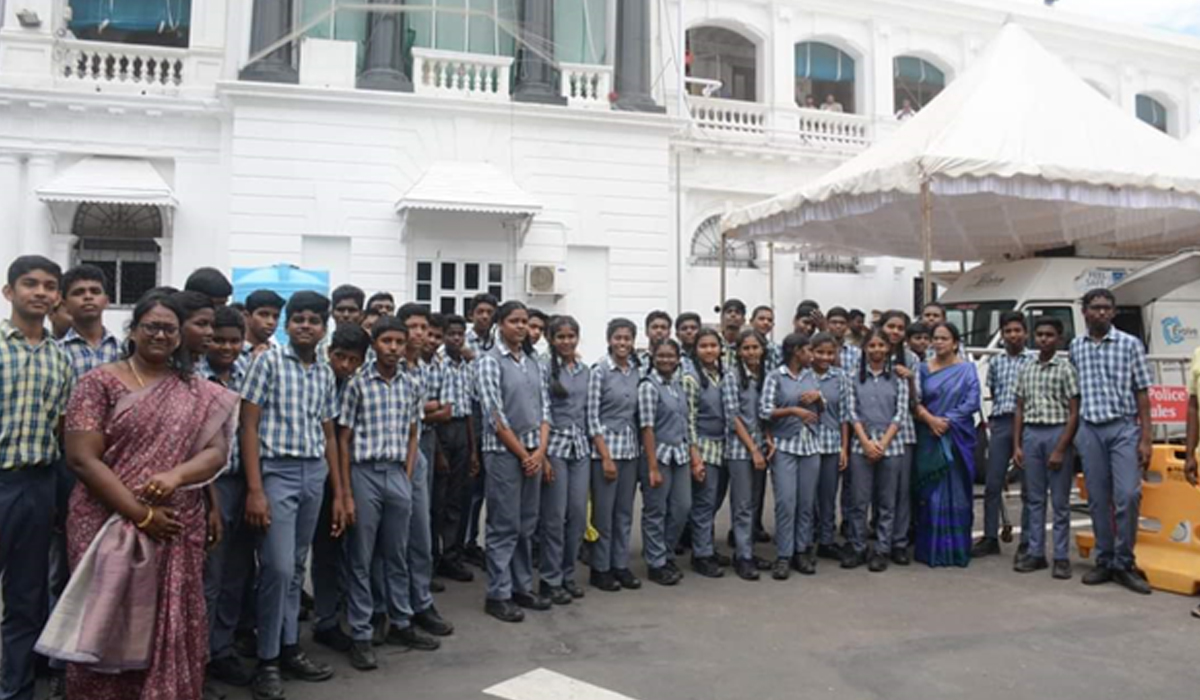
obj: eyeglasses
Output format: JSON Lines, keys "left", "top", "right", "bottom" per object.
{"left": 1086, "top": 304, "right": 1115, "bottom": 313}
{"left": 138, "top": 323, "right": 180, "bottom": 338}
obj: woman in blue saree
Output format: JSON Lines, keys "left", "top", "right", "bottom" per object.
{"left": 913, "top": 322, "right": 980, "bottom": 567}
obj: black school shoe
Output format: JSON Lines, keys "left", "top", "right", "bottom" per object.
{"left": 209, "top": 655, "right": 254, "bottom": 687}
{"left": 413, "top": 606, "right": 454, "bottom": 636}
{"left": 485, "top": 598, "right": 525, "bottom": 623}
{"left": 794, "top": 551, "right": 817, "bottom": 575}
{"left": 613, "top": 568, "right": 642, "bottom": 590}
{"left": 513, "top": 591, "right": 552, "bottom": 611}
{"left": 840, "top": 548, "right": 866, "bottom": 570}
{"left": 771, "top": 558, "right": 791, "bottom": 580}
{"left": 387, "top": 624, "right": 441, "bottom": 650}
{"left": 970, "top": 537, "right": 1001, "bottom": 558}
{"left": 691, "top": 556, "right": 725, "bottom": 578}
{"left": 1052, "top": 559, "right": 1073, "bottom": 580}
{"left": 1014, "top": 556, "right": 1049, "bottom": 574}
{"left": 349, "top": 641, "right": 378, "bottom": 672}
{"left": 816, "top": 543, "right": 843, "bottom": 561}
{"left": 279, "top": 645, "right": 333, "bottom": 682}
{"left": 648, "top": 565, "right": 681, "bottom": 586}
{"left": 540, "top": 582, "right": 574, "bottom": 605}
{"left": 1113, "top": 569, "right": 1152, "bottom": 595}
{"left": 1081, "top": 566, "right": 1113, "bottom": 586}
{"left": 437, "top": 559, "right": 475, "bottom": 583}
{"left": 713, "top": 550, "right": 732, "bottom": 567}
{"left": 890, "top": 547, "right": 911, "bottom": 566}
{"left": 563, "top": 580, "right": 586, "bottom": 599}
{"left": 868, "top": 553, "right": 890, "bottom": 573}
{"left": 589, "top": 570, "right": 621, "bottom": 592}
{"left": 250, "top": 663, "right": 285, "bottom": 700}
{"left": 753, "top": 555, "right": 774, "bottom": 571}
{"left": 734, "top": 558, "right": 760, "bottom": 581}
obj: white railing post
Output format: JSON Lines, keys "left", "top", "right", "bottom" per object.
{"left": 410, "top": 48, "right": 514, "bottom": 101}
{"left": 558, "top": 63, "right": 614, "bottom": 108}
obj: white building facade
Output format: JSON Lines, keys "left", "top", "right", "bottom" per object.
{"left": 2, "top": 0, "right": 1198, "bottom": 357}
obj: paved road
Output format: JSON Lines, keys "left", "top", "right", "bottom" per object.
{"left": 262, "top": 493, "right": 1200, "bottom": 700}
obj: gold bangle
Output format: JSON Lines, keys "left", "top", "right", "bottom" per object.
{"left": 135, "top": 506, "right": 154, "bottom": 530}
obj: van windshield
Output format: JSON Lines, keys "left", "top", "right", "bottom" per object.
{"left": 944, "top": 301, "right": 1016, "bottom": 349}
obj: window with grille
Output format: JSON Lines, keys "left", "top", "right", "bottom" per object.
{"left": 690, "top": 215, "right": 756, "bottom": 268}
{"left": 799, "top": 253, "right": 861, "bottom": 274}
{"left": 416, "top": 259, "right": 504, "bottom": 315}
{"left": 71, "top": 203, "right": 163, "bottom": 307}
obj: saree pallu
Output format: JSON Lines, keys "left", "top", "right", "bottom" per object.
{"left": 913, "top": 363, "right": 980, "bottom": 568}
{"left": 60, "top": 369, "right": 238, "bottom": 700}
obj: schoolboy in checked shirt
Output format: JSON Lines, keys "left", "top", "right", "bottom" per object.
{"left": 336, "top": 317, "right": 421, "bottom": 671}
{"left": 1013, "top": 316, "right": 1079, "bottom": 580}
{"left": 975, "top": 312, "right": 1033, "bottom": 559}
{"left": 201, "top": 306, "right": 259, "bottom": 689}
{"left": 396, "top": 303, "right": 456, "bottom": 638}
{"left": 435, "top": 315, "right": 478, "bottom": 583}
{"left": 240, "top": 291, "right": 342, "bottom": 695}
{"left": 0, "top": 256, "right": 74, "bottom": 700}
{"left": 1069, "top": 288, "right": 1153, "bottom": 595}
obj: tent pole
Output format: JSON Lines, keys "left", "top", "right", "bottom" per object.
{"left": 768, "top": 242, "right": 775, "bottom": 309}
{"left": 719, "top": 230, "right": 728, "bottom": 306}
{"left": 921, "top": 179, "right": 933, "bottom": 307}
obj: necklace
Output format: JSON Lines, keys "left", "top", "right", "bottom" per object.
{"left": 128, "top": 358, "right": 146, "bottom": 388}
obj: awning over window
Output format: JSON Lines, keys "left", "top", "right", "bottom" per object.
{"left": 396, "top": 161, "right": 541, "bottom": 217}
{"left": 37, "top": 157, "right": 177, "bottom": 208}
{"left": 68, "top": 0, "right": 193, "bottom": 33}
{"left": 895, "top": 56, "right": 945, "bottom": 86}
{"left": 795, "top": 42, "right": 855, "bottom": 83}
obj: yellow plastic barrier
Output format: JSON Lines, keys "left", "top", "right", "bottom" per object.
{"left": 1076, "top": 445, "right": 1200, "bottom": 595}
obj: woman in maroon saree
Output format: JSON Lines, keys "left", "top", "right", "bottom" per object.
{"left": 64, "top": 295, "right": 238, "bottom": 700}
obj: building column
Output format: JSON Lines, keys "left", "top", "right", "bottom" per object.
{"left": 871, "top": 22, "right": 893, "bottom": 120}
{"left": 358, "top": 0, "right": 412, "bottom": 91}
{"left": 512, "top": 0, "right": 566, "bottom": 105}
{"left": 613, "top": 0, "right": 664, "bottom": 112}
{"left": 240, "top": 0, "right": 299, "bottom": 83}
{"left": 23, "top": 154, "right": 55, "bottom": 259}
{"left": 0, "top": 154, "right": 21, "bottom": 269}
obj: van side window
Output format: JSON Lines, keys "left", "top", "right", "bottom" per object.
{"left": 1024, "top": 306, "right": 1075, "bottom": 350}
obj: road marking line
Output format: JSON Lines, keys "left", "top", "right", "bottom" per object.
{"left": 970, "top": 518, "right": 1092, "bottom": 539}
{"left": 484, "top": 668, "right": 641, "bottom": 700}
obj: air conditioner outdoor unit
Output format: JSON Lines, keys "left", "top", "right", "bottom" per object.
{"left": 525, "top": 263, "right": 566, "bottom": 296}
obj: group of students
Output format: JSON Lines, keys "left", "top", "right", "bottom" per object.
{"left": 0, "top": 253, "right": 1168, "bottom": 700}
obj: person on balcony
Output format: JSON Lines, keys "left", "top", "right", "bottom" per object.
{"left": 896, "top": 99, "right": 918, "bottom": 121}
{"left": 821, "top": 95, "right": 844, "bottom": 112}
{"left": 803, "top": 95, "right": 818, "bottom": 110}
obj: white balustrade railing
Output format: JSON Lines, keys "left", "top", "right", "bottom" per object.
{"left": 412, "top": 48, "right": 513, "bottom": 101}
{"left": 687, "top": 96, "right": 768, "bottom": 136}
{"left": 797, "top": 108, "right": 872, "bottom": 148}
{"left": 559, "top": 63, "right": 612, "bottom": 108}
{"left": 56, "top": 40, "right": 188, "bottom": 92}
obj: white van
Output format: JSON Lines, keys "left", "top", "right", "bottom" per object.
{"left": 941, "top": 252, "right": 1200, "bottom": 362}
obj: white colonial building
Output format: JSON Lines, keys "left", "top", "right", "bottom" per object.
{"left": 2, "top": 0, "right": 1198, "bottom": 356}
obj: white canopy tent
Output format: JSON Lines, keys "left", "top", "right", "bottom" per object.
{"left": 722, "top": 23, "right": 1200, "bottom": 301}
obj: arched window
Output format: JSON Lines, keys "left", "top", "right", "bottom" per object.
{"left": 690, "top": 215, "right": 756, "bottom": 268}
{"left": 1136, "top": 94, "right": 1169, "bottom": 133}
{"left": 894, "top": 56, "right": 945, "bottom": 114}
{"left": 686, "top": 26, "right": 757, "bottom": 102}
{"left": 71, "top": 203, "right": 163, "bottom": 307}
{"left": 795, "top": 41, "right": 855, "bottom": 113}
